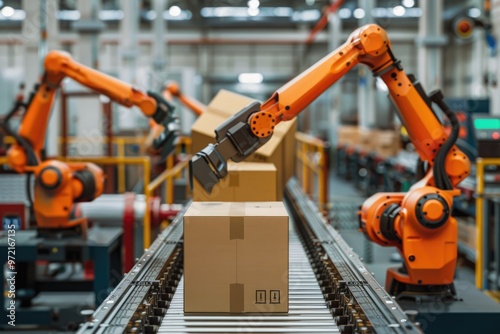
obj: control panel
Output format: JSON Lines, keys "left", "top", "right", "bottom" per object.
{"left": 472, "top": 116, "right": 500, "bottom": 158}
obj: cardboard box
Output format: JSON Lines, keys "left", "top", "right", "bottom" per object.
{"left": 371, "top": 130, "right": 401, "bottom": 158}
{"left": 193, "top": 162, "right": 277, "bottom": 201}
{"left": 191, "top": 90, "right": 296, "bottom": 199}
{"left": 338, "top": 125, "right": 361, "bottom": 147}
{"left": 184, "top": 202, "right": 289, "bottom": 313}
{"left": 191, "top": 90, "right": 255, "bottom": 154}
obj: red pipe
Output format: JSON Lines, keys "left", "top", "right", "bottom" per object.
{"left": 306, "top": 0, "right": 345, "bottom": 44}
{"left": 123, "top": 193, "right": 135, "bottom": 272}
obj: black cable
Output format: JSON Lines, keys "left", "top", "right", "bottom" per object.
{"left": 1, "top": 99, "right": 38, "bottom": 166}
{"left": 429, "top": 90, "right": 460, "bottom": 190}
{"left": 26, "top": 173, "right": 34, "bottom": 209}
{"left": 415, "top": 158, "right": 427, "bottom": 180}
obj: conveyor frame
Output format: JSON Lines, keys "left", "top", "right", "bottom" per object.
{"left": 77, "top": 178, "right": 419, "bottom": 334}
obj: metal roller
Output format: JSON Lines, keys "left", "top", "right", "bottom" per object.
{"left": 79, "top": 193, "right": 181, "bottom": 227}
{"left": 157, "top": 223, "right": 339, "bottom": 333}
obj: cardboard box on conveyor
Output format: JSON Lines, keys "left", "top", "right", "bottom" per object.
{"left": 183, "top": 201, "right": 289, "bottom": 313}
{"left": 191, "top": 90, "right": 296, "bottom": 199}
{"left": 192, "top": 161, "right": 277, "bottom": 202}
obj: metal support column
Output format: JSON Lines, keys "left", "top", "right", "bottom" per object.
{"left": 327, "top": 10, "right": 342, "bottom": 145}
{"left": 118, "top": 0, "right": 142, "bottom": 130}
{"left": 491, "top": 0, "right": 500, "bottom": 115}
{"left": 358, "top": 0, "right": 375, "bottom": 130}
{"left": 72, "top": 0, "right": 105, "bottom": 156}
{"left": 417, "top": 0, "right": 447, "bottom": 91}
{"left": 152, "top": 0, "right": 168, "bottom": 91}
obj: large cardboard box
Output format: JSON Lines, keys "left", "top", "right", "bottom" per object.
{"left": 191, "top": 90, "right": 296, "bottom": 199}
{"left": 184, "top": 202, "right": 289, "bottom": 313}
{"left": 371, "top": 130, "right": 401, "bottom": 158}
{"left": 193, "top": 162, "right": 277, "bottom": 201}
{"left": 338, "top": 125, "right": 361, "bottom": 147}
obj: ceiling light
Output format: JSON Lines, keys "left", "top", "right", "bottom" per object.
{"left": 99, "top": 9, "right": 124, "bottom": 20}
{"left": 273, "top": 7, "right": 293, "bottom": 17}
{"left": 353, "top": 8, "right": 365, "bottom": 19}
{"left": 163, "top": 9, "right": 192, "bottom": 20}
{"left": 57, "top": 10, "right": 81, "bottom": 21}
{"left": 301, "top": 9, "right": 320, "bottom": 21}
{"left": 338, "top": 8, "right": 351, "bottom": 19}
{"left": 168, "top": 5, "right": 181, "bottom": 17}
{"left": 248, "top": 7, "right": 260, "bottom": 16}
{"left": 248, "top": 0, "right": 260, "bottom": 9}
{"left": 238, "top": 73, "right": 263, "bottom": 84}
{"left": 393, "top": 5, "right": 406, "bottom": 17}
{"left": 376, "top": 78, "right": 388, "bottom": 91}
{"left": 145, "top": 10, "right": 157, "bottom": 20}
{"left": 402, "top": 0, "right": 415, "bottom": 8}
{"left": 1, "top": 6, "right": 15, "bottom": 18}
{"left": 468, "top": 8, "right": 481, "bottom": 18}
{"left": 306, "top": 0, "right": 315, "bottom": 5}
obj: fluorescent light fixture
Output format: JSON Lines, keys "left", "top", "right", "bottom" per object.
{"left": 238, "top": 73, "right": 263, "bottom": 84}
{"left": 163, "top": 9, "right": 192, "bottom": 20}
{"left": 201, "top": 7, "right": 309, "bottom": 20}
{"left": 306, "top": 0, "right": 315, "bottom": 5}
{"left": 248, "top": 7, "right": 260, "bottom": 16}
{"left": 393, "top": 5, "right": 406, "bottom": 17}
{"left": 145, "top": 10, "right": 157, "bottom": 20}
{"left": 169, "top": 5, "right": 181, "bottom": 17}
{"left": 402, "top": 0, "right": 415, "bottom": 8}
{"left": 248, "top": 0, "right": 260, "bottom": 9}
{"left": 57, "top": 10, "right": 81, "bottom": 21}
{"left": 372, "top": 7, "right": 420, "bottom": 18}
{"left": 468, "top": 8, "right": 481, "bottom": 18}
{"left": 0, "top": 8, "right": 25, "bottom": 20}
{"left": 353, "top": 8, "right": 365, "bottom": 19}
{"left": 273, "top": 7, "right": 293, "bottom": 17}
{"left": 213, "top": 7, "right": 249, "bottom": 17}
{"left": 338, "top": 8, "right": 351, "bottom": 19}
{"left": 99, "top": 10, "right": 124, "bottom": 21}
{"left": 376, "top": 78, "right": 388, "bottom": 91}
{"left": 1, "top": 6, "right": 14, "bottom": 18}
{"left": 301, "top": 9, "right": 321, "bottom": 21}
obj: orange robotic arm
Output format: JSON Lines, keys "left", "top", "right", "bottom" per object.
{"left": 163, "top": 81, "right": 206, "bottom": 116}
{"left": 2, "top": 50, "right": 179, "bottom": 231}
{"left": 192, "top": 24, "right": 470, "bottom": 297}
{"left": 7, "top": 50, "right": 177, "bottom": 172}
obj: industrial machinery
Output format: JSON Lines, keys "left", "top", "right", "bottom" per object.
{"left": 1, "top": 50, "right": 179, "bottom": 233}
{"left": 191, "top": 24, "right": 471, "bottom": 298}
{"left": 472, "top": 115, "right": 500, "bottom": 158}
{"left": 144, "top": 81, "right": 206, "bottom": 154}
{"left": 163, "top": 81, "right": 207, "bottom": 116}
{"left": 78, "top": 179, "right": 422, "bottom": 334}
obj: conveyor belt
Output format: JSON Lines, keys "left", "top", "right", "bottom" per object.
{"left": 157, "top": 221, "right": 338, "bottom": 333}
{"left": 77, "top": 177, "right": 420, "bottom": 334}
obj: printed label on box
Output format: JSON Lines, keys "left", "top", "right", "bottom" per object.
{"left": 270, "top": 290, "right": 280, "bottom": 304}
{"left": 256, "top": 290, "right": 266, "bottom": 304}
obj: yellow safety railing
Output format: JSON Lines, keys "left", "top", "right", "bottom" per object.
{"left": 146, "top": 154, "right": 191, "bottom": 238}
{"left": 475, "top": 158, "right": 500, "bottom": 290}
{"left": 60, "top": 135, "right": 192, "bottom": 194}
{"left": 295, "top": 132, "right": 330, "bottom": 211}
{"left": 3, "top": 136, "right": 15, "bottom": 145}
{"left": 1, "top": 135, "right": 193, "bottom": 247}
